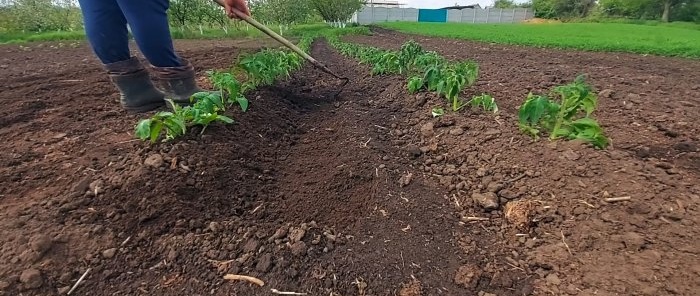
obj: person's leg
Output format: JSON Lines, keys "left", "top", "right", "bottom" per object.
{"left": 78, "top": 0, "right": 166, "bottom": 112}
{"left": 114, "top": 0, "right": 180, "bottom": 67}
{"left": 78, "top": 0, "right": 129, "bottom": 64}
{"left": 116, "top": 0, "right": 203, "bottom": 103}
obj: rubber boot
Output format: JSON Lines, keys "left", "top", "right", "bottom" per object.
{"left": 105, "top": 57, "right": 165, "bottom": 113}
{"left": 151, "top": 58, "right": 205, "bottom": 105}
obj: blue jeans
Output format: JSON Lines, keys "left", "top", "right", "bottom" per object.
{"left": 78, "top": 0, "right": 181, "bottom": 67}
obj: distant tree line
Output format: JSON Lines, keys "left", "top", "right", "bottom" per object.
{"left": 495, "top": 0, "right": 699, "bottom": 22}
{"left": 0, "top": 0, "right": 365, "bottom": 33}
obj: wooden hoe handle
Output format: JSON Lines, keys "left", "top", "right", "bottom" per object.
{"left": 211, "top": 0, "right": 345, "bottom": 80}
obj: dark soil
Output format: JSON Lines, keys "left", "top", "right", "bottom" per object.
{"left": 0, "top": 28, "right": 699, "bottom": 296}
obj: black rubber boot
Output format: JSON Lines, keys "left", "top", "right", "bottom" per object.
{"left": 151, "top": 58, "right": 205, "bottom": 105}
{"left": 105, "top": 57, "right": 165, "bottom": 113}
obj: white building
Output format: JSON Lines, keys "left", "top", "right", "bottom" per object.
{"left": 364, "top": 0, "right": 404, "bottom": 8}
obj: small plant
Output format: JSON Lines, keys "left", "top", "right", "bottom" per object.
{"left": 518, "top": 75, "right": 609, "bottom": 149}
{"left": 407, "top": 76, "right": 423, "bottom": 93}
{"left": 135, "top": 35, "right": 316, "bottom": 144}
{"left": 468, "top": 94, "right": 499, "bottom": 113}
{"left": 431, "top": 107, "right": 444, "bottom": 117}
{"left": 330, "top": 36, "right": 480, "bottom": 113}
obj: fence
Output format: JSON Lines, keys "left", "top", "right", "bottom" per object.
{"left": 353, "top": 7, "right": 534, "bottom": 24}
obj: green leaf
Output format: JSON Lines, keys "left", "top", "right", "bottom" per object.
{"left": 431, "top": 107, "right": 444, "bottom": 117}
{"left": 236, "top": 95, "right": 249, "bottom": 112}
{"left": 518, "top": 94, "right": 553, "bottom": 126}
{"left": 135, "top": 119, "right": 152, "bottom": 141}
{"left": 164, "top": 116, "right": 187, "bottom": 135}
{"left": 216, "top": 115, "right": 234, "bottom": 124}
{"left": 190, "top": 92, "right": 210, "bottom": 104}
{"left": 407, "top": 76, "right": 423, "bottom": 93}
{"left": 150, "top": 121, "right": 163, "bottom": 143}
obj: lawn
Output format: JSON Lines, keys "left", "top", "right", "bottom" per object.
{"left": 379, "top": 22, "right": 700, "bottom": 59}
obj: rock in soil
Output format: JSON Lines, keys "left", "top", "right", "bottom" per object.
{"left": 563, "top": 149, "right": 581, "bottom": 161}
{"left": 144, "top": 153, "right": 164, "bottom": 168}
{"left": 449, "top": 127, "right": 465, "bottom": 136}
{"left": 454, "top": 264, "right": 482, "bottom": 289}
{"left": 270, "top": 227, "right": 288, "bottom": 242}
{"left": 398, "top": 172, "right": 413, "bottom": 187}
{"left": 599, "top": 89, "right": 614, "bottom": 98}
{"left": 420, "top": 122, "right": 434, "bottom": 137}
{"left": 19, "top": 249, "right": 41, "bottom": 263}
{"left": 102, "top": 248, "right": 117, "bottom": 259}
{"left": 472, "top": 192, "right": 500, "bottom": 210}
{"left": 57, "top": 286, "right": 71, "bottom": 295}
{"left": 71, "top": 177, "right": 91, "bottom": 195}
{"left": 545, "top": 273, "right": 562, "bottom": 286}
{"left": 255, "top": 253, "right": 273, "bottom": 272}
{"left": 243, "top": 239, "right": 260, "bottom": 253}
{"left": 288, "top": 228, "right": 306, "bottom": 243}
{"left": 19, "top": 268, "right": 42, "bottom": 289}
{"left": 0, "top": 280, "right": 10, "bottom": 290}
{"left": 290, "top": 241, "right": 307, "bottom": 257}
{"left": 412, "top": 93, "right": 427, "bottom": 108}
{"left": 399, "top": 278, "right": 422, "bottom": 296}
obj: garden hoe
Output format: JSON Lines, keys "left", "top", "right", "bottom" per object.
{"left": 212, "top": 0, "right": 350, "bottom": 92}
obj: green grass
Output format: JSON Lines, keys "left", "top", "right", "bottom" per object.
{"left": 0, "top": 23, "right": 335, "bottom": 44}
{"left": 0, "top": 31, "right": 86, "bottom": 43}
{"left": 379, "top": 22, "right": 700, "bottom": 59}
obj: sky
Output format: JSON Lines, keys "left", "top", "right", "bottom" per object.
{"left": 399, "top": 0, "right": 528, "bottom": 9}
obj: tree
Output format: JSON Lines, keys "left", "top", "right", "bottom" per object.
{"left": 251, "top": 0, "right": 316, "bottom": 25}
{"left": 495, "top": 0, "right": 517, "bottom": 8}
{"left": 532, "top": 0, "right": 597, "bottom": 19}
{"left": 310, "top": 0, "right": 363, "bottom": 24}
{"left": 597, "top": 0, "right": 698, "bottom": 22}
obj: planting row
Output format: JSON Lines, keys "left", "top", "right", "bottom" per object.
{"left": 134, "top": 35, "right": 315, "bottom": 143}
{"left": 132, "top": 28, "right": 609, "bottom": 149}
{"left": 325, "top": 34, "right": 609, "bottom": 149}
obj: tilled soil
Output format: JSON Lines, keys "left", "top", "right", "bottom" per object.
{"left": 0, "top": 29, "right": 699, "bottom": 296}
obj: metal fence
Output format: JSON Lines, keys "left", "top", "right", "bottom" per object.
{"left": 353, "top": 7, "right": 534, "bottom": 24}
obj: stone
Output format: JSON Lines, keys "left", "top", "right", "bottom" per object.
{"left": 243, "top": 239, "right": 260, "bottom": 253}
{"left": 406, "top": 145, "right": 422, "bottom": 158}
{"left": 449, "top": 128, "right": 465, "bottom": 136}
{"left": 599, "top": 89, "right": 614, "bottom": 99}
{"left": 102, "top": 248, "right": 117, "bottom": 259}
{"left": 398, "top": 172, "right": 413, "bottom": 187}
{"left": 88, "top": 180, "right": 105, "bottom": 196}
{"left": 420, "top": 122, "right": 435, "bottom": 137}
{"left": 412, "top": 93, "right": 427, "bottom": 108}
{"left": 271, "top": 226, "right": 288, "bottom": 240}
{"left": 484, "top": 128, "right": 501, "bottom": 136}
{"left": 19, "top": 269, "right": 42, "bottom": 289}
{"left": 620, "top": 232, "right": 645, "bottom": 251}
{"left": 167, "top": 249, "right": 179, "bottom": 261}
{"left": 472, "top": 192, "right": 499, "bottom": 210}
{"left": 290, "top": 241, "right": 307, "bottom": 257}
{"left": 144, "top": 154, "right": 164, "bottom": 168}
{"left": 58, "top": 286, "right": 71, "bottom": 294}
{"left": 563, "top": 149, "right": 580, "bottom": 161}
{"left": 208, "top": 222, "right": 221, "bottom": 232}
{"left": 486, "top": 182, "right": 503, "bottom": 193}
{"left": 0, "top": 280, "right": 10, "bottom": 290}
{"left": 255, "top": 253, "right": 273, "bottom": 272}
{"left": 545, "top": 273, "right": 562, "bottom": 286}
{"left": 19, "top": 249, "right": 41, "bottom": 263}
{"left": 288, "top": 228, "right": 306, "bottom": 242}
{"left": 71, "top": 177, "right": 92, "bottom": 195}
{"left": 454, "top": 265, "right": 482, "bottom": 289}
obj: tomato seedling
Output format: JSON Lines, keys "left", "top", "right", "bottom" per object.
{"left": 518, "top": 75, "right": 609, "bottom": 148}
